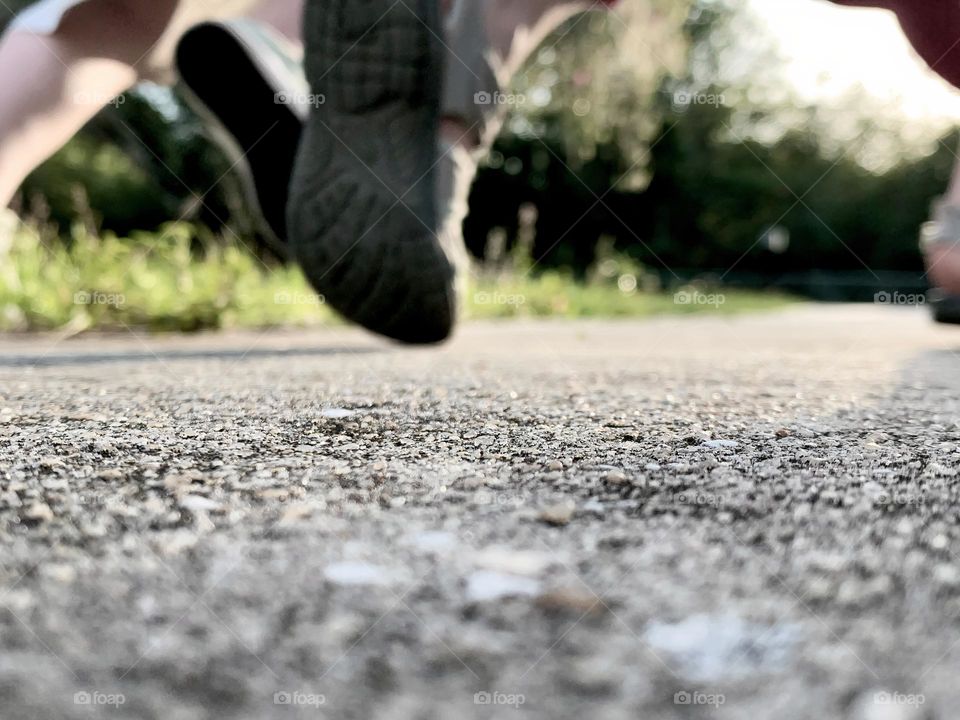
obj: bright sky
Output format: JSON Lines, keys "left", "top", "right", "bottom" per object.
{"left": 747, "top": 0, "right": 960, "bottom": 121}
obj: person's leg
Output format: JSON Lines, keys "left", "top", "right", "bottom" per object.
{"left": 248, "top": 0, "right": 302, "bottom": 43}
{"left": 285, "top": 0, "right": 610, "bottom": 343}
{"left": 441, "top": 0, "right": 596, "bottom": 149}
{"left": 437, "top": 0, "right": 602, "bottom": 315}
{"left": 485, "top": 0, "right": 595, "bottom": 77}
{"left": 0, "top": 0, "right": 180, "bottom": 206}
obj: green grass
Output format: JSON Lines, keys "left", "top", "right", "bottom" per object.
{"left": 0, "top": 222, "right": 794, "bottom": 333}
{"left": 467, "top": 273, "right": 793, "bottom": 319}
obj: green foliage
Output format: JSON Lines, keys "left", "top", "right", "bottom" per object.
{"left": 466, "top": 0, "right": 942, "bottom": 282}
{"left": 0, "top": 221, "right": 791, "bottom": 332}
{"left": 469, "top": 271, "right": 792, "bottom": 319}
{"left": 19, "top": 134, "right": 171, "bottom": 234}
{"left": 509, "top": 0, "right": 692, "bottom": 190}
{"left": 0, "top": 223, "right": 328, "bottom": 332}
{"left": 623, "top": 101, "right": 949, "bottom": 274}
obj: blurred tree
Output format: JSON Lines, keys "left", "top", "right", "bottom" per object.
{"left": 622, "top": 0, "right": 950, "bottom": 279}
{"left": 467, "top": 0, "right": 950, "bottom": 290}
{"left": 465, "top": 0, "right": 693, "bottom": 274}
{"left": 508, "top": 0, "right": 692, "bottom": 190}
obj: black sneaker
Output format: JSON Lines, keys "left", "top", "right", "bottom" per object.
{"left": 176, "top": 19, "right": 307, "bottom": 251}
{"left": 287, "top": 0, "right": 457, "bottom": 344}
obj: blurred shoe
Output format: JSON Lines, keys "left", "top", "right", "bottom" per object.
{"left": 921, "top": 200, "right": 960, "bottom": 324}
{"left": 287, "top": 0, "right": 456, "bottom": 344}
{"left": 175, "top": 19, "right": 307, "bottom": 252}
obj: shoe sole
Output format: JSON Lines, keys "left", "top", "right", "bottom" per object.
{"left": 287, "top": 0, "right": 455, "bottom": 344}
{"left": 176, "top": 22, "right": 304, "bottom": 250}
{"left": 929, "top": 289, "right": 960, "bottom": 324}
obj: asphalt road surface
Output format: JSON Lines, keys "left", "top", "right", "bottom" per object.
{"left": 1, "top": 305, "right": 959, "bottom": 720}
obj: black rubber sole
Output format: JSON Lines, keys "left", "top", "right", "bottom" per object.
{"left": 176, "top": 23, "right": 302, "bottom": 244}
{"left": 287, "top": 0, "right": 455, "bottom": 344}
{"left": 929, "top": 290, "right": 960, "bottom": 324}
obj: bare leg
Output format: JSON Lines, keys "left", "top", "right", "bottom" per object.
{"left": 249, "top": 0, "right": 303, "bottom": 44}
{"left": 484, "top": 0, "right": 593, "bottom": 79}
{"left": 0, "top": 0, "right": 179, "bottom": 206}
{"left": 436, "top": 0, "right": 599, "bottom": 297}
{"left": 440, "top": 0, "right": 594, "bottom": 148}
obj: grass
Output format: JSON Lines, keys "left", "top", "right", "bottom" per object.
{"left": 0, "top": 221, "right": 795, "bottom": 333}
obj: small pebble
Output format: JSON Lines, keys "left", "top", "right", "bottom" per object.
{"left": 538, "top": 500, "right": 575, "bottom": 526}
{"left": 23, "top": 502, "right": 53, "bottom": 523}
{"left": 605, "top": 470, "right": 628, "bottom": 485}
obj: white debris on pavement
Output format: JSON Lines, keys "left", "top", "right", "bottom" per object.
{"left": 465, "top": 571, "right": 541, "bottom": 603}
{"left": 324, "top": 561, "right": 390, "bottom": 587}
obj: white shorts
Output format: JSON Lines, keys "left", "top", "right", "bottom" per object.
{"left": 11, "top": 0, "right": 262, "bottom": 81}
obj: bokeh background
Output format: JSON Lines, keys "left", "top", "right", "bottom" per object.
{"left": 3, "top": 0, "right": 958, "bottom": 331}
